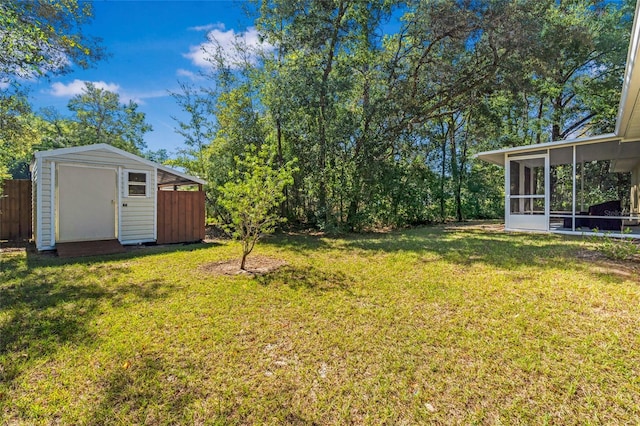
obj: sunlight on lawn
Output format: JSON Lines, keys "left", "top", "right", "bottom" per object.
{"left": 1, "top": 224, "right": 639, "bottom": 424}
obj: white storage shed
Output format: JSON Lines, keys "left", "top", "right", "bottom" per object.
{"left": 31, "top": 144, "right": 206, "bottom": 251}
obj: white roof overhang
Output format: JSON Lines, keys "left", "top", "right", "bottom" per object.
{"left": 32, "top": 143, "right": 206, "bottom": 186}
{"left": 616, "top": 1, "right": 640, "bottom": 141}
{"left": 475, "top": 134, "right": 620, "bottom": 166}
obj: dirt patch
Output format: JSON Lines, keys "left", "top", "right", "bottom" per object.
{"left": 576, "top": 249, "right": 640, "bottom": 281}
{"left": 199, "top": 255, "right": 287, "bottom": 276}
{"left": 444, "top": 221, "right": 504, "bottom": 232}
{"left": 0, "top": 241, "right": 30, "bottom": 254}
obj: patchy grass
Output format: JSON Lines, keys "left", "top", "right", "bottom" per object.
{"left": 1, "top": 224, "right": 639, "bottom": 424}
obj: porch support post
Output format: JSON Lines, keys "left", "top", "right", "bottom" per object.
{"left": 545, "top": 151, "right": 550, "bottom": 230}
{"left": 504, "top": 153, "right": 509, "bottom": 229}
{"left": 572, "top": 145, "right": 577, "bottom": 231}
{"left": 581, "top": 161, "right": 585, "bottom": 212}
{"left": 519, "top": 162, "right": 526, "bottom": 214}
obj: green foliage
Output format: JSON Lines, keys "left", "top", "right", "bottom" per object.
{"left": 144, "top": 148, "right": 170, "bottom": 164}
{"left": 0, "top": 0, "right": 104, "bottom": 82}
{"left": 219, "top": 145, "right": 296, "bottom": 269}
{"left": 0, "top": 0, "right": 106, "bottom": 184}
{"left": 464, "top": 161, "right": 505, "bottom": 220}
{"left": 0, "top": 88, "right": 36, "bottom": 183}
{"left": 169, "top": 83, "right": 215, "bottom": 179}
{"left": 67, "top": 82, "right": 151, "bottom": 154}
{"left": 588, "top": 228, "right": 640, "bottom": 260}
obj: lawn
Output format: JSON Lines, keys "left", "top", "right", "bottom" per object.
{"left": 1, "top": 224, "right": 639, "bottom": 425}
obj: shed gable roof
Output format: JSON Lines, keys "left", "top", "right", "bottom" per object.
{"left": 33, "top": 143, "right": 206, "bottom": 186}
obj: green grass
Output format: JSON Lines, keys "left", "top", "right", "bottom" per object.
{"left": 1, "top": 224, "right": 639, "bottom": 424}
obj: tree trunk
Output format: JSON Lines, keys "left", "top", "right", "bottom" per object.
{"left": 449, "top": 115, "right": 463, "bottom": 222}
{"left": 240, "top": 252, "right": 248, "bottom": 270}
{"left": 317, "top": 1, "right": 347, "bottom": 228}
{"left": 536, "top": 97, "right": 544, "bottom": 145}
{"left": 440, "top": 127, "right": 447, "bottom": 223}
{"left": 276, "top": 118, "right": 289, "bottom": 218}
{"left": 552, "top": 95, "right": 563, "bottom": 141}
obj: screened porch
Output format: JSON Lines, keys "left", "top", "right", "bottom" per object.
{"left": 478, "top": 137, "right": 640, "bottom": 238}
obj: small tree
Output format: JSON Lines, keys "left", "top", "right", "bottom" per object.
{"left": 219, "top": 146, "right": 296, "bottom": 270}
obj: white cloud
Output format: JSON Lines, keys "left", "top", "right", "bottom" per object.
{"left": 0, "top": 80, "right": 9, "bottom": 90}
{"left": 184, "top": 26, "right": 270, "bottom": 69}
{"left": 189, "top": 23, "right": 225, "bottom": 32}
{"left": 47, "top": 79, "right": 168, "bottom": 105}
{"left": 49, "top": 79, "right": 120, "bottom": 97}
{"left": 176, "top": 68, "right": 203, "bottom": 81}
{"left": 123, "top": 90, "right": 168, "bottom": 105}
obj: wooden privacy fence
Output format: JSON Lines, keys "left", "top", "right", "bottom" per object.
{"left": 1, "top": 180, "right": 32, "bottom": 241}
{"left": 156, "top": 190, "right": 205, "bottom": 244}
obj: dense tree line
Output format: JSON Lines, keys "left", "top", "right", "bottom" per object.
{"left": 172, "top": 0, "right": 634, "bottom": 230}
{"left": 0, "top": 0, "right": 635, "bottom": 231}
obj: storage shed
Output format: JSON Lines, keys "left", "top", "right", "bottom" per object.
{"left": 31, "top": 144, "right": 206, "bottom": 251}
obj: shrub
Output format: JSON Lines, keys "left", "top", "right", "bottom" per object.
{"left": 588, "top": 228, "right": 640, "bottom": 260}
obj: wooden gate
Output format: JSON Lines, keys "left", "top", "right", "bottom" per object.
{"left": 0, "top": 180, "right": 32, "bottom": 241}
{"left": 156, "top": 190, "right": 205, "bottom": 244}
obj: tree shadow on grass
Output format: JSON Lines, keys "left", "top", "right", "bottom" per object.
{"left": 87, "top": 352, "right": 203, "bottom": 425}
{"left": 261, "top": 232, "right": 335, "bottom": 253}
{"left": 263, "top": 224, "right": 601, "bottom": 273}
{"left": 18, "top": 241, "right": 221, "bottom": 268}
{"left": 256, "top": 265, "right": 354, "bottom": 293}
{"left": 340, "top": 226, "right": 582, "bottom": 269}
{"left": 0, "top": 254, "right": 178, "bottom": 388}
{"left": 263, "top": 225, "right": 640, "bottom": 284}
{"left": 120, "top": 241, "right": 222, "bottom": 260}
{"left": 0, "top": 241, "right": 220, "bottom": 273}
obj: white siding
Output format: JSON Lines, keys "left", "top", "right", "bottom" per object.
{"left": 40, "top": 160, "right": 53, "bottom": 249}
{"left": 120, "top": 167, "right": 156, "bottom": 243}
{"left": 31, "top": 160, "right": 39, "bottom": 248}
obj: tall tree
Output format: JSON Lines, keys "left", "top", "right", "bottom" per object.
{"left": 170, "top": 82, "right": 215, "bottom": 179}
{"left": 527, "top": 0, "right": 632, "bottom": 140}
{"left": 67, "top": 82, "right": 152, "bottom": 154}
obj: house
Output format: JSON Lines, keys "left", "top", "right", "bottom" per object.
{"left": 31, "top": 143, "right": 206, "bottom": 251}
{"left": 475, "top": 3, "right": 640, "bottom": 237}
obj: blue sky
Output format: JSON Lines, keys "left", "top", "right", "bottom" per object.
{"left": 27, "top": 1, "right": 260, "bottom": 154}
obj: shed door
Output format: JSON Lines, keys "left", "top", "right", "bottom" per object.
{"left": 57, "top": 165, "right": 117, "bottom": 242}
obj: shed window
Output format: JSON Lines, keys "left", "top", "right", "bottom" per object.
{"left": 126, "top": 171, "right": 148, "bottom": 197}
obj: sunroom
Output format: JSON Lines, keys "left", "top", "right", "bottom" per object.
{"left": 476, "top": 135, "right": 640, "bottom": 237}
